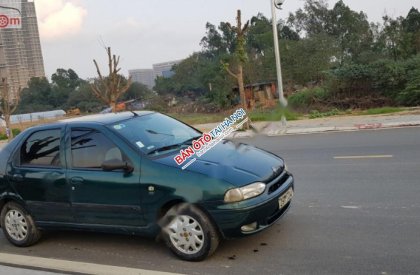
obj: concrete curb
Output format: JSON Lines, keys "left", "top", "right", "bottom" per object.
{"left": 194, "top": 115, "right": 420, "bottom": 138}
{"left": 0, "top": 253, "right": 181, "bottom": 275}
{"left": 223, "top": 121, "right": 420, "bottom": 138}
{"left": 261, "top": 121, "right": 420, "bottom": 137}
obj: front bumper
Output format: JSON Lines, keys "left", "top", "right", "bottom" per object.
{"left": 206, "top": 170, "right": 294, "bottom": 239}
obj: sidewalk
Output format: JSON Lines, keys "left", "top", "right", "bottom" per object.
{"left": 193, "top": 113, "right": 420, "bottom": 137}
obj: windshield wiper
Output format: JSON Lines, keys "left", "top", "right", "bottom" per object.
{"left": 147, "top": 135, "right": 201, "bottom": 155}
{"left": 146, "top": 129, "right": 174, "bottom": 137}
{"left": 181, "top": 135, "right": 202, "bottom": 145}
{"left": 147, "top": 143, "right": 183, "bottom": 155}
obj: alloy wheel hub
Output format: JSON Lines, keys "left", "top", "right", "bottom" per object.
{"left": 168, "top": 215, "right": 204, "bottom": 254}
{"left": 5, "top": 209, "right": 28, "bottom": 241}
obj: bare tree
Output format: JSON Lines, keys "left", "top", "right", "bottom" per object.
{"left": 222, "top": 10, "right": 250, "bottom": 112}
{"left": 0, "top": 78, "right": 20, "bottom": 141}
{"left": 91, "top": 47, "right": 132, "bottom": 112}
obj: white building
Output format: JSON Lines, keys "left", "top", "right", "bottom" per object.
{"left": 129, "top": 59, "right": 183, "bottom": 89}
{"left": 129, "top": 69, "right": 155, "bottom": 89}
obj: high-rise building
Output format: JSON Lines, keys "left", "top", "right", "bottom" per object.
{"left": 0, "top": 0, "right": 45, "bottom": 97}
{"left": 129, "top": 69, "right": 155, "bottom": 90}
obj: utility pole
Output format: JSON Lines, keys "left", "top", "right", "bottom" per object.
{"left": 271, "top": 0, "right": 288, "bottom": 129}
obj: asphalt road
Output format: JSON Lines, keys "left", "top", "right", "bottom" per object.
{"left": 1, "top": 127, "right": 420, "bottom": 274}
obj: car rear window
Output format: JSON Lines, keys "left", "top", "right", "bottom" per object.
{"left": 20, "top": 129, "right": 61, "bottom": 167}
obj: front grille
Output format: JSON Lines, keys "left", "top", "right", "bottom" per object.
{"left": 266, "top": 201, "right": 291, "bottom": 224}
{"left": 268, "top": 172, "right": 290, "bottom": 194}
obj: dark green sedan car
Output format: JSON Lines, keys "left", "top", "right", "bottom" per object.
{"left": 0, "top": 111, "right": 294, "bottom": 261}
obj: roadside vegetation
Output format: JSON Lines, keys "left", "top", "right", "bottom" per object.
{"left": 361, "top": 107, "right": 404, "bottom": 115}
{"left": 1, "top": 0, "right": 419, "bottom": 137}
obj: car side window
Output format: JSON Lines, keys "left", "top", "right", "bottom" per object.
{"left": 20, "top": 129, "right": 62, "bottom": 167}
{"left": 71, "top": 128, "right": 124, "bottom": 169}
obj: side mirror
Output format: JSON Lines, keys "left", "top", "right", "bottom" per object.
{"left": 102, "top": 158, "right": 134, "bottom": 173}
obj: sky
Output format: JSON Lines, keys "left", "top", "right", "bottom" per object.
{"left": 33, "top": 0, "right": 419, "bottom": 79}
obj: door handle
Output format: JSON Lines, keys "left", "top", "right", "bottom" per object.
{"left": 70, "top": 177, "right": 84, "bottom": 185}
{"left": 12, "top": 174, "right": 23, "bottom": 182}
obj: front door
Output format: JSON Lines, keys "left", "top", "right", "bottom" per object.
{"left": 66, "top": 127, "right": 144, "bottom": 227}
{"left": 8, "top": 127, "right": 72, "bottom": 223}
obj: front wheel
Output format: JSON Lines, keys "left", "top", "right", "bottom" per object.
{"left": 0, "top": 202, "right": 41, "bottom": 247}
{"left": 163, "top": 204, "right": 220, "bottom": 261}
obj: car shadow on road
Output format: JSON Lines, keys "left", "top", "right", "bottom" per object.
{"left": 0, "top": 215, "right": 296, "bottom": 273}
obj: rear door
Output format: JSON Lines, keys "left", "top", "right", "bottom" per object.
{"left": 8, "top": 127, "right": 73, "bottom": 223}
{"left": 66, "top": 126, "right": 144, "bottom": 227}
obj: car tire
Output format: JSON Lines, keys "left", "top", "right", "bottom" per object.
{"left": 162, "top": 203, "right": 220, "bottom": 261}
{"left": 0, "top": 202, "right": 41, "bottom": 247}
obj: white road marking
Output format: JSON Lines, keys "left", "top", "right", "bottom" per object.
{"left": 0, "top": 265, "right": 61, "bottom": 275}
{"left": 334, "top": 155, "right": 393, "bottom": 159}
{"left": 0, "top": 253, "right": 182, "bottom": 275}
{"left": 341, "top": 205, "right": 361, "bottom": 209}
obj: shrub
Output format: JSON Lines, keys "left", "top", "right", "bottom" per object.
{"left": 0, "top": 129, "right": 21, "bottom": 140}
{"left": 326, "top": 55, "right": 420, "bottom": 103}
{"left": 288, "top": 87, "right": 329, "bottom": 109}
{"left": 12, "top": 128, "right": 21, "bottom": 137}
{"left": 396, "top": 69, "right": 420, "bottom": 106}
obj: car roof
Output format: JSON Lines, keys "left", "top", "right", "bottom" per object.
{"left": 21, "top": 111, "right": 156, "bottom": 133}
{"left": 60, "top": 111, "right": 155, "bottom": 125}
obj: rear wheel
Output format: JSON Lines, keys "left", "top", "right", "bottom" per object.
{"left": 0, "top": 202, "right": 41, "bottom": 247}
{"left": 162, "top": 204, "right": 219, "bottom": 261}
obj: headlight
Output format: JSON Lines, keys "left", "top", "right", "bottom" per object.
{"left": 224, "top": 182, "right": 266, "bottom": 203}
{"left": 284, "top": 163, "right": 288, "bottom": 171}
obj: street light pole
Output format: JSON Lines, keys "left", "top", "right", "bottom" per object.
{"left": 271, "top": 0, "right": 287, "bottom": 128}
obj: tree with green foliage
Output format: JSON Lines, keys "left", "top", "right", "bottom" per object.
{"left": 66, "top": 81, "right": 102, "bottom": 113}
{"left": 402, "top": 7, "right": 420, "bottom": 56}
{"left": 328, "top": 1, "right": 373, "bottom": 64}
{"left": 50, "top": 68, "right": 82, "bottom": 108}
{"left": 17, "top": 77, "right": 54, "bottom": 113}
{"left": 122, "top": 82, "right": 153, "bottom": 101}
{"left": 154, "top": 0, "right": 420, "bottom": 112}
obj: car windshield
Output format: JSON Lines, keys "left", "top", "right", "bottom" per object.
{"left": 108, "top": 113, "right": 201, "bottom": 155}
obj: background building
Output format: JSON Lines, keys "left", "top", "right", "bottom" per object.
{"left": 152, "top": 59, "right": 182, "bottom": 79}
{"left": 0, "top": 0, "right": 45, "bottom": 98}
{"left": 128, "top": 69, "right": 154, "bottom": 89}
{"left": 129, "top": 59, "right": 183, "bottom": 89}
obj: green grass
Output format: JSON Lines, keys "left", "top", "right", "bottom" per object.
{"left": 248, "top": 107, "right": 300, "bottom": 122}
{"left": 168, "top": 106, "right": 404, "bottom": 125}
{"left": 308, "top": 107, "right": 404, "bottom": 119}
{"left": 309, "top": 108, "right": 342, "bottom": 119}
{"left": 361, "top": 107, "right": 403, "bottom": 115}
{"left": 170, "top": 107, "right": 300, "bottom": 125}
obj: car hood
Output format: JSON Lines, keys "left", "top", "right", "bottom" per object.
{"left": 152, "top": 140, "right": 285, "bottom": 187}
